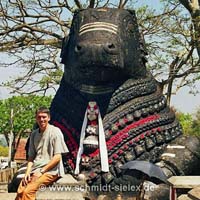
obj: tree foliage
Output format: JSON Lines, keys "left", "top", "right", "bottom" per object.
{"left": 175, "top": 110, "right": 193, "bottom": 134}
{"left": 179, "top": 0, "right": 200, "bottom": 56}
{"left": 0, "top": 0, "right": 199, "bottom": 105}
{"left": 0, "top": 95, "right": 52, "bottom": 159}
{"left": 190, "top": 107, "right": 200, "bottom": 135}
{"left": 175, "top": 107, "right": 200, "bottom": 136}
{"left": 0, "top": 146, "right": 9, "bottom": 157}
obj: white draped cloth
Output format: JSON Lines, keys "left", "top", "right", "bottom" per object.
{"left": 75, "top": 109, "right": 109, "bottom": 174}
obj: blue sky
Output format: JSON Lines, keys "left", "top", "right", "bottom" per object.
{"left": 171, "top": 83, "right": 200, "bottom": 114}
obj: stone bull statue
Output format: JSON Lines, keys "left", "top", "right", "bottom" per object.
{"left": 9, "top": 8, "right": 200, "bottom": 199}
{"left": 51, "top": 6, "right": 200, "bottom": 191}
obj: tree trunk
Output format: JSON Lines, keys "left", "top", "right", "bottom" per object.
{"left": 179, "top": 0, "right": 200, "bottom": 59}
{"left": 192, "top": 9, "right": 200, "bottom": 58}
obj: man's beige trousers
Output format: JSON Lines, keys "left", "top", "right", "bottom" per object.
{"left": 15, "top": 173, "right": 58, "bottom": 200}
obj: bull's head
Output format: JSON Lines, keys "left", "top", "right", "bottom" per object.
{"left": 61, "top": 8, "right": 147, "bottom": 93}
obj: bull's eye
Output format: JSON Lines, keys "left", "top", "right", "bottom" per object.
{"left": 123, "top": 16, "right": 135, "bottom": 35}
{"left": 75, "top": 44, "right": 82, "bottom": 52}
{"left": 108, "top": 43, "right": 115, "bottom": 49}
{"left": 127, "top": 22, "right": 134, "bottom": 33}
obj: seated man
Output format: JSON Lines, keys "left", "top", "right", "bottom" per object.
{"left": 15, "top": 107, "right": 69, "bottom": 200}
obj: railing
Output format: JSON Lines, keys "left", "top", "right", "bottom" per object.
{"left": 0, "top": 167, "right": 17, "bottom": 183}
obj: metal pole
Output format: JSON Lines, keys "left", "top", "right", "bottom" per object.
{"left": 8, "top": 107, "right": 14, "bottom": 167}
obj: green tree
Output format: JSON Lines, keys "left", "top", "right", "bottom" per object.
{"left": 190, "top": 107, "right": 200, "bottom": 136}
{"left": 175, "top": 106, "right": 200, "bottom": 137}
{"left": 175, "top": 111, "right": 193, "bottom": 134}
{"left": 0, "top": 146, "right": 9, "bottom": 157}
{"left": 0, "top": 95, "right": 52, "bottom": 160}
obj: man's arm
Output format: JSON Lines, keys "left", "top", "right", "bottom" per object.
{"left": 40, "top": 153, "right": 61, "bottom": 173}
{"left": 23, "top": 158, "right": 34, "bottom": 185}
{"left": 34, "top": 127, "right": 68, "bottom": 177}
{"left": 32, "top": 153, "right": 61, "bottom": 179}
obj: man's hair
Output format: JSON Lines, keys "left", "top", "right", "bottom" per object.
{"left": 35, "top": 107, "right": 50, "bottom": 116}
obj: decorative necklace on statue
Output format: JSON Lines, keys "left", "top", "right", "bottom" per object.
{"left": 75, "top": 101, "right": 109, "bottom": 177}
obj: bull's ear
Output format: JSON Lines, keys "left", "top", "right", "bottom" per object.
{"left": 127, "top": 9, "right": 136, "bottom": 17}
{"left": 139, "top": 31, "right": 148, "bottom": 64}
{"left": 60, "top": 35, "right": 69, "bottom": 63}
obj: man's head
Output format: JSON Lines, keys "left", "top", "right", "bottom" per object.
{"left": 35, "top": 107, "right": 50, "bottom": 132}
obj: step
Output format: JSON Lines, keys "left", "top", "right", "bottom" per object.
{"left": 0, "top": 192, "right": 85, "bottom": 200}
{"left": 0, "top": 182, "right": 7, "bottom": 192}
{"left": 188, "top": 186, "right": 200, "bottom": 200}
{"left": 0, "top": 193, "right": 16, "bottom": 200}
{"left": 178, "top": 194, "right": 193, "bottom": 200}
{"left": 36, "top": 190, "right": 85, "bottom": 200}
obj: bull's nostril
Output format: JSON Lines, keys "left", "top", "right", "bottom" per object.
{"left": 108, "top": 43, "right": 115, "bottom": 49}
{"left": 104, "top": 43, "right": 117, "bottom": 54}
{"left": 75, "top": 45, "right": 82, "bottom": 52}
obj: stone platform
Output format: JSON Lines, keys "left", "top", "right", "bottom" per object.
{"left": 0, "top": 174, "right": 142, "bottom": 200}
{"left": 0, "top": 174, "right": 86, "bottom": 200}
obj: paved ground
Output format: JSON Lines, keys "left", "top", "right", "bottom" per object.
{"left": 0, "top": 192, "right": 85, "bottom": 200}
{"left": 0, "top": 192, "right": 16, "bottom": 200}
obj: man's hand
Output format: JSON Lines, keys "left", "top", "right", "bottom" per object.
{"left": 22, "top": 173, "right": 31, "bottom": 186}
{"left": 22, "top": 171, "right": 43, "bottom": 185}
{"left": 22, "top": 159, "right": 34, "bottom": 185}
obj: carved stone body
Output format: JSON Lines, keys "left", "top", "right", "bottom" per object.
{"left": 50, "top": 8, "right": 199, "bottom": 196}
